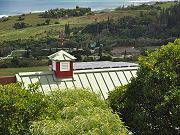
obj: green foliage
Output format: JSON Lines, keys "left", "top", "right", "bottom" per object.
{"left": 99, "top": 55, "right": 112, "bottom": 61}
{"left": 64, "top": 40, "right": 78, "bottom": 49}
{"left": 0, "top": 59, "right": 48, "bottom": 68}
{"left": 83, "top": 56, "right": 94, "bottom": 62}
{"left": 30, "top": 89, "right": 128, "bottom": 135}
{"left": 40, "top": 7, "right": 91, "bottom": 18}
{"left": 13, "top": 22, "right": 31, "bottom": 29}
{"left": 0, "top": 83, "right": 46, "bottom": 135}
{"left": 65, "top": 23, "right": 70, "bottom": 37}
{"left": 45, "top": 19, "right": 50, "bottom": 25}
{"left": 108, "top": 39, "right": 180, "bottom": 134}
{"left": 17, "top": 16, "right": 24, "bottom": 21}
{"left": 158, "top": 2, "right": 180, "bottom": 28}
{"left": 0, "top": 84, "right": 128, "bottom": 135}
{"left": 107, "top": 86, "right": 128, "bottom": 115}
{"left": 11, "top": 57, "right": 20, "bottom": 67}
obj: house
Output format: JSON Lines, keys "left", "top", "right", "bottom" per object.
{"left": 111, "top": 46, "right": 141, "bottom": 57}
{"left": 16, "top": 50, "right": 138, "bottom": 99}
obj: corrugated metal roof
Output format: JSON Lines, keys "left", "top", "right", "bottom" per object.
{"left": 16, "top": 66, "right": 138, "bottom": 99}
{"left": 48, "top": 50, "right": 76, "bottom": 61}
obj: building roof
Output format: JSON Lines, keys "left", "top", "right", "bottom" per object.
{"left": 111, "top": 47, "right": 140, "bottom": 54}
{"left": 16, "top": 62, "right": 138, "bottom": 99}
{"left": 48, "top": 50, "right": 76, "bottom": 61}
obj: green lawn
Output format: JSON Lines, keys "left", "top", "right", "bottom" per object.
{"left": 0, "top": 66, "right": 48, "bottom": 76}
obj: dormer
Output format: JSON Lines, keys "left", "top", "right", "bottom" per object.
{"left": 48, "top": 50, "right": 76, "bottom": 78}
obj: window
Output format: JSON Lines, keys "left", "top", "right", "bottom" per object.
{"left": 60, "top": 62, "right": 70, "bottom": 71}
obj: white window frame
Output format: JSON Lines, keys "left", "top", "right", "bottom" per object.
{"left": 60, "top": 62, "right": 70, "bottom": 71}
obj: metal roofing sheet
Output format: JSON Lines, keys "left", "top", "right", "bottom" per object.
{"left": 16, "top": 66, "right": 138, "bottom": 99}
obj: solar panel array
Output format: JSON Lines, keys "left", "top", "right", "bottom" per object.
{"left": 74, "top": 61, "right": 138, "bottom": 70}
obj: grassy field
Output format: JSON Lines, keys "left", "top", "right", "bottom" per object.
{"left": 0, "top": 66, "right": 48, "bottom": 76}
{"left": 0, "top": 1, "right": 176, "bottom": 43}
{"left": 0, "top": 10, "right": 141, "bottom": 43}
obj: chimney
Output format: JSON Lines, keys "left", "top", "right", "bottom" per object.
{"left": 48, "top": 50, "right": 76, "bottom": 78}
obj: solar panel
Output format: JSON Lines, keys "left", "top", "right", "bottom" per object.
{"left": 74, "top": 61, "right": 138, "bottom": 70}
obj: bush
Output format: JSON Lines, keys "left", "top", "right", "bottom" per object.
{"left": 13, "top": 22, "right": 31, "bottom": 29}
{"left": 0, "top": 84, "right": 128, "bottom": 135}
{"left": 99, "top": 55, "right": 112, "bottom": 61}
{"left": 54, "top": 21, "right": 60, "bottom": 24}
{"left": 0, "top": 83, "right": 46, "bottom": 135}
{"left": 0, "top": 59, "right": 48, "bottom": 68}
{"left": 11, "top": 57, "right": 20, "bottom": 67}
{"left": 30, "top": 89, "right": 128, "bottom": 135}
{"left": 108, "top": 39, "right": 180, "bottom": 134}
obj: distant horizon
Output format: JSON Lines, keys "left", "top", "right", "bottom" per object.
{"left": 0, "top": 0, "right": 176, "bottom": 18}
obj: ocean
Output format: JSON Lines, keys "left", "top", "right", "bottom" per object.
{"left": 0, "top": 0, "right": 175, "bottom": 17}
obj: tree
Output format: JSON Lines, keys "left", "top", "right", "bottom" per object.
{"left": 48, "top": 48, "right": 52, "bottom": 55}
{"left": 24, "top": 47, "right": 31, "bottom": 58}
{"left": 98, "top": 44, "right": 103, "bottom": 57}
{"left": 108, "top": 39, "right": 180, "bottom": 134}
{"left": 11, "top": 57, "right": 20, "bottom": 67}
{"left": 64, "top": 23, "right": 70, "bottom": 37}
{"left": 64, "top": 40, "right": 78, "bottom": 50}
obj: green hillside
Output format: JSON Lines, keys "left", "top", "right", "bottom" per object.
{"left": 0, "top": 1, "right": 179, "bottom": 67}
{"left": 0, "top": 10, "right": 140, "bottom": 42}
{"left": 0, "top": 1, "right": 177, "bottom": 42}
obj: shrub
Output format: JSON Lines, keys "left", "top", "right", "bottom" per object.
{"left": 0, "top": 83, "right": 46, "bottom": 135}
{"left": 13, "top": 22, "right": 31, "bottom": 29}
{"left": 30, "top": 89, "right": 128, "bottom": 135}
{"left": 0, "top": 59, "right": 48, "bottom": 68}
{"left": 0, "top": 84, "right": 128, "bottom": 135}
{"left": 99, "top": 55, "right": 112, "bottom": 61}
{"left": 54, "top": 21, "right": 60, "bottom": 24}
{"left": 108, "top": 39, "right": 180, "bottom": 134}
{"left": 11, "top": 57, "right": 20, "bottom": 67}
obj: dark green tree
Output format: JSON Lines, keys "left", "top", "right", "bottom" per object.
{"left": 11, "top": 57, "right": 20, "bottom": 67}
{"left": 108, "top": 39, "right": 180, "bottom": 134}
{"left": 64, "top": 23, "right": 70, "bottom": 37}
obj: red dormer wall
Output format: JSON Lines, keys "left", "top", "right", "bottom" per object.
{"left": 55, "top": 61, "right": 73, "bottom": 78}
